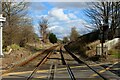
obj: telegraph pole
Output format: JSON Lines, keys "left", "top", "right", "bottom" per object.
{"left": 101, "top": 27, "right": 104, "bottom": 58}
{"left": 100, "top": 23, "right": 108, "bottom": 58}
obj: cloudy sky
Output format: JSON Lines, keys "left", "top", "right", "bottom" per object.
{"left": 27, "top": 2, "right": 93, "bottom": 39}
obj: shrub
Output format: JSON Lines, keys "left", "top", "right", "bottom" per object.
{"left": 10, "top": 44, "right": 20, "bottom": 50}
{"left": 108, "top": 49, "right": 120, "bottom": 58}
{"left": 66, "top": 40, "right": 87, "bottom": 58}
{"left": 49, "top": 33, "right": 57, "bottom": 44}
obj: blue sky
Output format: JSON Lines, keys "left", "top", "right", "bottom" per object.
{"left": 27, "top": 2, "right": 93, "bottom": 39}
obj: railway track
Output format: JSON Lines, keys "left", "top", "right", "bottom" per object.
{"left": 27, "top": 50, "right": 53, "bottom": 80}
{"left": 26, "top": 45, "right": 76, "bottom": 80}
{"left": 1, "top": 45, "right": 59, "bottom": 76}
{"left": 64, "top": 45, "right": 120, "bottom": 80}
{"left": 48, "top": 64, "right": 56, "bottom": 80}
{"left": 60, "top": 46, "right": 106, "bottom": 80}
{"left": 64, "top": 45, "right": 107, "bottom": 80}
{"left": 26, "top": 45, "right": 62, "bottom": 80}
{"left": 60, "top": 46, "right": 76, "bottom": 80}
{"left": 2, "top": 44, "right": 120, "bottom": 80}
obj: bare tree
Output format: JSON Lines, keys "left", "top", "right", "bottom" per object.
{"left": 2, "top": 1, "right": 28, "bottom": 26}
{"left": 2, "top": 1, "right": 34, "bottom": 47}
{"left": 86, "top": 2, "right": 120, "bottom": 39}
{"left": 39, "top": 17, "right": 49, "bottom": 43}
{"left": 19, "top": 24, "right": 34, "bottom": 47}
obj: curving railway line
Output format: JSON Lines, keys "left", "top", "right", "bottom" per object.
{"left": 1, "top": 44, "right": 120, "bottom": 80}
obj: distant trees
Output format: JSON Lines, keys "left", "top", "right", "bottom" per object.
{"left": 49, "top": 33, "right": 57, "bottom": 44}
{"left": 63, "top": 37, "right": 69, "bottom": 44}
{"left": 62, "top": 27, "right": 80, "bottom": 43}
{"left": 39, "top": 17, "right": 49, "bottom": 43}
{"left": 2, "top": 2, "right": 36, "bottom": 47}
{"left": 86, "top": 2, "right": 120, "bottom": 39}
{"left": 70, "top": 27, "right": 80, "bottom": 41}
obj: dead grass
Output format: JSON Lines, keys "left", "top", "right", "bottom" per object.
{"left": 86, "top": 40, "right": 100, "bottom": 57}
{"left": 2, "top": 43, "right": 54, "bottom": 69}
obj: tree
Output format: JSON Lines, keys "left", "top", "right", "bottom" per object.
{"left": 2, "top": 1, "right": 29, "bottom": 47}
{"left": 2, "top": 1, "right": 36, "bottom": 47}
{"left": 63, "top": 37, "right": 69, "bottom": 44}
{"left": 19, "top": 24, "right": 34, "bottom": 47}
{"left": 70, "top": 27, "right": 80, "bottom": 41}
{"left": 2, "top": 1, "right": 28, "bottom": 30}
{"left": 86, "top": 2, "right": 120, "bottom": 58}
{"left": 39, "top": 17, "right": 49, "bottom": 43}
{"left": 86, "top": 2, "right": 120, "bottom": 40}
{"left": 49, "top": 33, "right": 57, "bottom": 44}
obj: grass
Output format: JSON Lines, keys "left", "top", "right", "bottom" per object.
{"left": 10, "top": 44, "right": 21, "bottom": 50}
{"left": 3, "top": 44, "right": 21, "bottom": 52}
{"left": 111, "top": 52, "right": 120, "bottom": 58}
{"left": 109, "top": 49, "right": 120, "bottom": 59}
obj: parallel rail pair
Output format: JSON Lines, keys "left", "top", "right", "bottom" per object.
{"left": 2, "top": 44, "right": 112, "bottom": 80}
{"left": 64, "top": 45, "right": 108, "bottom": 80}
{"left": 27, "top": 45, "right": 109, "bottom": 80}
{"left": 27, "top": 45, "right": 58, "bottom": 80}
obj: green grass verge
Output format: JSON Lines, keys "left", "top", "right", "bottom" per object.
{"left": 109, "top": 49, "right": 120, "bottom": 59}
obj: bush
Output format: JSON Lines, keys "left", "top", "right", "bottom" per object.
{"left": 109, "top": 49, "right": 120, "bottom": 58}
{"left": 66, "top": 40, "right": 87, "bottom": 58}
{"left": 4, "top": 46, "right": 11, "bottom": 52}
{"left": 49, "top": 33, "right": 57, "bottom": 44}
{"left": 10, "top": 44, "right": 20, "bottom": 50}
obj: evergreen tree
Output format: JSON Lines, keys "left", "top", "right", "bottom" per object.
{"left": 49, "top": 33, "right": 57, "bottom": 44}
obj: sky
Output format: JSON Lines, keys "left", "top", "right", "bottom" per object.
{"left": 27, "top": 2, "right": 93, "bottom": 39}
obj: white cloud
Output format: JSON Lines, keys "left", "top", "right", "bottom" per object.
{"left": 32, "top": 7, "right": 92, "bottom": 39}
{"left": 48, "top": 18, "right": 92, "bottom": 39}
{"left": 48, "top": 8, "right": 69, "bottom": 21}
{"left": 68, "top": 13, "right": 77, "bottom": 19}
{"left": 48, "top": 25, "right": 70, "bottom": 38}
{"left": 35, "top": 13, "right": 92, "bottom": 39}
{"left": 35, "top": 15, "right": 48, "bottom": 20}
{"left": 48, "top": 25, "right": 59, "bottom": 31}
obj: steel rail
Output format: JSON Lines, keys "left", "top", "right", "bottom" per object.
{"left": 60, "top": 46, "right": 76, "bottom": 80}
{"left": 64, "top": 45, "right": 108, "bottom": 80}
{"left": 48, "top": 64, "right": 55, "bottom": 80}
{"left": 27, "top": 52, "right": 52, "bottom": 80}
{"left": 60, "top": 46, "right": 66, "bottom": 65}
{"left": 27, "top": 46, "right": 58, "bottom": 80}
{"left": 2, "top": 45, "right": 58, "bottom": 76}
